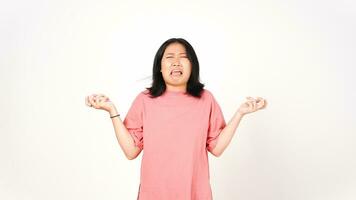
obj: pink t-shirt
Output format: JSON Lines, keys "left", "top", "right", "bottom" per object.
{"left": 123, "top": 88, "right": 226, "bottom": 200}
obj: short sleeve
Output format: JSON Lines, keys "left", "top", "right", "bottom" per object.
{"left": 123, "top": 93, "right": 144, "bottom": 150}
{"left": 206, "top": 93, "right": 226, "bottom": 152}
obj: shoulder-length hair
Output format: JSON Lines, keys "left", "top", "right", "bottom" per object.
{"left": 146, "top": 38, "right": 205, "bottom": 98}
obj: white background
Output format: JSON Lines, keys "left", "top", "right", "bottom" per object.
{"left": 1, "top": 0, "right": 355, "bottom": 199}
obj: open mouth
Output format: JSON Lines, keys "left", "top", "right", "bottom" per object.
{"left": 170, "top": 69, "right": 183, "bottom": 77}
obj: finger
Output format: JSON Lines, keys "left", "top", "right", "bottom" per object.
{"left": 93, "top": 96, "right": 98, "bottom": 104}
{"left": 97, "top": 96, "right": 104, "bottom": 104}
{"left": 247, "top": 97, "right": 257, "bottom": 105}
{"left": 262, "top": 99, "right": 267, "bottom": 108}
{"left": 255, "top": 97, "right": 263, "bottom": 103}
{"left": 243, "top": 102, "right": 249, "bottom": 109}
{"left": 90, "top": 94, "right": 97, "bottom": 103}
{"left": 258, "top": 100, "right": 265, "bottom": 109}
{"left": 249, "top": 101, "right": 255, "bottom": 111}
{"left": 260, "top": 99, "right": 267, "bottom": 109}
{"left": 100, "top": 96, "right": 108, "bottom": 103}
{"left": 93, "top": 96, "right": 100, "bottom": 108}
{"left": 247, "top": 101, "right": 253, "bottom": 111}
{"left": 255, "top": 97, "right": 263, "bottom": 107}
{"left": 88, "top": 95, "right": 93, "bottom": 105}
{"left": 247, "top": 99, "right": 256, "bottom": 107}
{"left": 246, "top": 96, "right": 255, "bottom": 101}
{"left": 97, "top": 93, "right": 106, "bottom": 99}
{"left": 96, "top": 97, "right": 101, "bottom": 104}
{"left": 95, "top": 96, "right": 104, "bottom": 106}
{"left": 85, "top": 96, "right": 91, "bottom": 107}
{"left": 89, "top": 95, "right": 96, "bottom": 107}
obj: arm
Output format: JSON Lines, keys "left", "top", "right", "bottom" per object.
{"left": 86, "top": 93, "right": 143, "bottom": 160}
{"left": 210, "top": 96, "right": 267, "bottom": 157}
{"left": 109, "top": 107, "right": 142, "bottom": 160}
{"left": 209, "top": 111, "right": 244, "bottom": 157}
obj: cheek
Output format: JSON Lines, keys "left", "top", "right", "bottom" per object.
{"left": 184, "top": 68, "right": 192, "bottom": 79}
{"left": 185, "top": 71, "right": 192, "bottom": 78}
{"left": 161, "top": 62, "right": 170, "bottom": 72}
{"left": 162, "top": 66, "right": 170, "bottom": 73}
{"left": 182, "top": 59, "right": 190, "bottom": 65}
{"left": 184, "top": 63, "right": 192, "bottom": 74}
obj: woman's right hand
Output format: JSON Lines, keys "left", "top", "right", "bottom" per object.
{"left": 85, "top": 93, "right": 116, "bottom": 113}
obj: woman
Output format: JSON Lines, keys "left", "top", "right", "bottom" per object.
{"left": 85, "top": 38, "right": 267, "bottom": 200}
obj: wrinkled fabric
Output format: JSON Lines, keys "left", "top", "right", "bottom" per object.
{"left": 123, "top": 89, "right": 226, "bottom": 200}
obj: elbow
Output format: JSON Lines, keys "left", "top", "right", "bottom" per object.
{"left": 125, "top": 147, "right": 141, "bottom": 160}
{"left": 126, "top": 153, "right": 136, "bottom": 160}
{"left": 209, "top": 148, "right": 223, "bottom": 157}
{"left": 127, "top": 156, "right": 135, "bottom": 160}
{"left": 126, "top": 149, "right": 140, "bottom": 160}
{"left": 124, "top": 150, "right": 136, "bottom": 160}
{"left": 214, "top": 151, "right": 222, "bottom": 157}
{"left": 125, "top": 153, "right": 133, "bottom": 160}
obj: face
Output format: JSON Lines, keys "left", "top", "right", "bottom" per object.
{"left": 160, "top": 42, "right": 192, "bottom": 91}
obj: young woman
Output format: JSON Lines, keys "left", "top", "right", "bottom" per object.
{"left": 85, "top": 38, "right": 267, "bottom": 200}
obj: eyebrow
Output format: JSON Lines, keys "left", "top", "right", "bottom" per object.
{"left": 165, "top": 53, "right": 187, "bottom": 55}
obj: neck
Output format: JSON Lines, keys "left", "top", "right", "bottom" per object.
{"left": 166, "top": 85, "right": 187, "bottom": 93}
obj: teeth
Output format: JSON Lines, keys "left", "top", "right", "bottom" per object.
{"left": 171, "top": 70, "right": 182, "bottom": 75}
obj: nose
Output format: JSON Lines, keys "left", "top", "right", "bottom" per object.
{"left": 172, "top": 59, "right": 181, "bottom": 66}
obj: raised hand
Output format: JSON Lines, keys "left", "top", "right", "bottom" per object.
{"left": 85, "top": 93, "right": 115, "bottom": 113}
{"left": 238, "top": 96, "right": 267, "bottom": 116}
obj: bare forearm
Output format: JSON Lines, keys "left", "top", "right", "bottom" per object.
{"left": 109, "top": 107, "right": 139, "bottom": 159}
{"left": 211, "top": 111, "right": 244, "bottom": 157}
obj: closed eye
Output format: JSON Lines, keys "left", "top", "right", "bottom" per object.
{"left": 166, "top": 56, "right": 187, "bottom": 58}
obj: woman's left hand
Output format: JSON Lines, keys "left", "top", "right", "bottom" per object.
{"left": 237, "top": 96, "right": 267, "bottom": 116}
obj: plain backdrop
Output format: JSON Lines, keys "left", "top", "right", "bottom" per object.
{"left": 1, "top": 0, "right": 355, "bottom": 199}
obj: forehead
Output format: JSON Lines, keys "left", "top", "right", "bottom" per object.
{"left": 164, "top": 43, "right": 187, "bottom": 54}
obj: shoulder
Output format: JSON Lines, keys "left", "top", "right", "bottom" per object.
{"left": 133, "top": 89, "right": 148, "bottom": 97}
{"left": 129, "top": 89, "right": 149, "bottom": 106}
{"left": 195, "top": 88, "right": 218, "bottom": 106}
{"left": 201, "top": 88, "right": 212, "bottom": 97}
{"left": 201, "top": 88, "right": 224, "bottom": 107}
{"left": 133, "top": 89, "right": 152, "bottom": 102}
{"left": 201, "top": 88, "right": 214, "bottom": 100}
{"left": 139, "top": 89, "right": 151, "bottom": 98}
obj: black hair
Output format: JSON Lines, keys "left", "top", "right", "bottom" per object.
{"left": 146, "top": 38, "right": 205, "bottom": 98}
